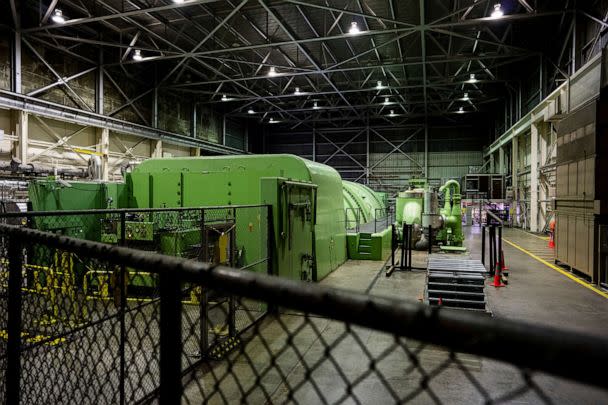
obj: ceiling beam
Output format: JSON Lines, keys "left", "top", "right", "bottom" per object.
{"left": 21, "top": 0, "right": 225, "bottom": 33}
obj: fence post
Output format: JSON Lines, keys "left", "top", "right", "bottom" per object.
{"left": 198, "top": 208, "right": 209, "bottom": 355}
{"left": 391, "top": 224, "right": 396, "bottom": 269}
{"left": 159, "top": 270, "right": 183, "bottom": 405}
{"left": 119, "top": 212, "right": 127, "bottom": 405}
{"left": 481, "top": 225, "right": 486, "bottom": 267}
{"left": 498, "top": 225, "right": 503, "bottom": 271}
{"left": 489, "top": 226, "right": 495, "bottom": 277}
{"left": 374, "top": 209, "right": 377, "bottom": 233}
{"left": 6, "top": 235, "right": 23, "bottom": 405}
{"left": 266, "top": 205, "right": 274, "bottom": 277}
{"left": 408, "top": 225, "right": 412, "bottom": 271}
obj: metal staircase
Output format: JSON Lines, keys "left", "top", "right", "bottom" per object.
{"left": 426, "top": 256, "right": 489, "bottom": 313}
{"left": 357, "top": 233, "right": 372, "bottom": 258}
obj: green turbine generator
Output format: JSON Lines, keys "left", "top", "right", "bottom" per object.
{"left": 27, "top": 154, "right": 347, "bottom": 282}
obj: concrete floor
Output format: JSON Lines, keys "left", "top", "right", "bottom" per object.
{"left": 184, "top": 226, "right": 608, "bottom": 404}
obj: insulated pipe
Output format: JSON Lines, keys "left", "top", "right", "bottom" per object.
{"left": 0, "top": 159, "right": 87, "bottom": 177}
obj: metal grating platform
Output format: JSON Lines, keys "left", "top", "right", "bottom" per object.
{"left": 426, "top": 255, "right": 490, "bottom": 313}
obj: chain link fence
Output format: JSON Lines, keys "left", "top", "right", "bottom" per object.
{"left": 0, "top": 224, "right": 607, "bottom": 404}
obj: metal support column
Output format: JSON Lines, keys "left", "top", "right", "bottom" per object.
{"left": 530, "top": 122, "right": 540, "bottom": 232}
{"left": 498, "top": 146, "right": 505, "bottom": 175}
{"left": 152, "top": 68, "right": 159, "bottom": 128}
{"left": 96, "top": 48, "right": 104, "bottom": 114}
{"left": 16, "top": 110, "right": 28, "bottom": 165}
{"left": 366, "top": 116, "right": 370, "bottom": 185}
{"left": 96, "top": 127, "right": 110, "bottom": 181}
{"left": 312, "top": 125, "right": 316, "bottom": 162}
{"left": 11, "top": 31, "right": 22, "bottom": 93}
{"left": 153, "top": 139, "right": 163, "bottom": 158}
{"left": 191, "top": 102, "right": 197, "bottom": 139}
{"left": 512, "top": 135, "right": 519, "bottom": 225}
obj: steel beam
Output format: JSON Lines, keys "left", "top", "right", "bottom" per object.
{"left": 22, "top": 0, "right": 226, "bottom": 33}
{"left": 258, "top": 0, "right": 358, "bottom": 116}
{"left": 0, "top": 90, "right": 243, "bottom": 154}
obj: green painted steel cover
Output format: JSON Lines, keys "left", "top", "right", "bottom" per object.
{"left": 127, "top": 154, "right": 347, "bottom": 281}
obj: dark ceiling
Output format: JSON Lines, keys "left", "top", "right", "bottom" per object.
{"left": 8, "top": 0, "right": 607, "bottom": 131}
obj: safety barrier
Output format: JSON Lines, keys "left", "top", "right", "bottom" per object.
{"left": 1, "top": 224, "right": 607, "bottom": 404}
{"left": 481, "top": 210, "right": 504, "bottom": 275}
{"left": 344, "top": 207, "right": 361, "bottom": 232}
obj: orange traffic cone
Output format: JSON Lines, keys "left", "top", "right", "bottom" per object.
{"left": 492, "top": 262, "right": 505, "bottom": 288}
{"left": 548, "top": 231, "right": 555, "bottom": 248}
{"left": 500, "top": 250, "right": 509, "bottom": 271}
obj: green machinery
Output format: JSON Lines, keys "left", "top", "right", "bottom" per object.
{"left": 395, "top": 178, "right": 464, "bottom": 249}
{"left": 436, "top": 179, "right": 464, "bottom": 246}
{"left": 342, "top": 181, "right": 392, "bottom": 261}
{"left": 27, "top": 154, "right": 347, "bottom": 283}
{"left": 342, "top": 180, "right": 385, "bottom": 226}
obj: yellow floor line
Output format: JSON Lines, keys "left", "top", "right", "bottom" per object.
{"left": 512, "top": 228, "right": 550, "bottom": 241}
{"left": 502, "top": 237, "right": 608, "bottom": 299}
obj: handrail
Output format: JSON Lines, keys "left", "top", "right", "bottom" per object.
{"left": 486, "top": 210, "right": 503, "bottom": 225}
{"left": 1, "top": 224, "right": 607, "bottom": 389}
{"left": 0, "top": 204, "right": 269, "bottom": 218}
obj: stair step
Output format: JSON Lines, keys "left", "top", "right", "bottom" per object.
{"left": 428, "top": 289, "right": 485, "bottom": 298}
{"left": 428, "top": 297, "right": 486, "bottom": 310}
{"left": 357, "top": 252, "right": 372, "bottom": 257}
{"left": 428, "top": 282, "right": 484, "bottom": 292}
{"left": 428, "top": 274, "right": 485, "bottom": 284}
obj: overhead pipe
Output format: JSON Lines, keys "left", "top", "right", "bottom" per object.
{"left": 0, "top": 158, "right": 88, "bottom": 178}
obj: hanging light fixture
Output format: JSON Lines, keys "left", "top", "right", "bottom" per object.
{"left": 388, "top": 110, "right": 397, "bottom": 117}
{"left": 490, "top": 3, "right": 504, "bottom": 19}
{"left": 348, "top": 21, "right": 361, "bottom": 35}
{"left": 221, "top": 94, "right": 228, "bottom": 102}
{"left": 132, "top": 49, "right": 143, "bottom": 61}
{"left": 247, "top": 108, "right": 255, "bottom": 114}
{"left": 313, "top": 101, "right": 319, "bottom": 110}
{"left": 269, "top": 117, "right": 275, "bottom": 123}
{"left": 463, "top": 92, "right": 470, "bottom": 101}
{"left": 468, "top": 73, "right": 477, "bottom": 83}
{"left": 383, "top": 97, "right": 390, "bottom": 105}
{"left": 376, "top": 80, "right": 384, "bottom": 89}
{"left": 173, "top": 0, "right": 185, "bottom": 3}
{"left": 294, "top": 87, "right": 301, "bottom": 95}
{"left": 51, "top": 9, "right": 66, "bottom": 24}
{"left": 457, "top": 106, "right": 465, "bottom": 114}
{"left": 268, "top": 66, "right": 278, "bottom": 77}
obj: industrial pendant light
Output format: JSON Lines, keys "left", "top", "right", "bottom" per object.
{"left": 490, "top": 3, "right": 504, "bottom": 19}
{"left": 132, "top": 49, "right": 143, "bottom": 61}
{"left": 51, "top": 9, "right": 66, "bottom": 24}
{"left": 349, "top": 21, "right": 361, "bottom": 35}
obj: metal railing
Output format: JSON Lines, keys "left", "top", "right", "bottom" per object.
{"left": 1, "top": 224, "right": 607, "bottom": 404}
{"left": 482, "top": 210, "right": 504, "bottom": 276}
{"left": 344, "top": 207, "right": 361, "bottom": 232}
{"left": 373, "top": 206, "right": 395, "bottom": 233}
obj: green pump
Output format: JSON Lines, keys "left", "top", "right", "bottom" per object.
{"left": 437, "top": 179, "right": 463, "bottom": 246}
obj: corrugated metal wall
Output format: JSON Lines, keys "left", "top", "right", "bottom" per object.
{"left": 266, "top": 126, "right": 484, "bottom": 193}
